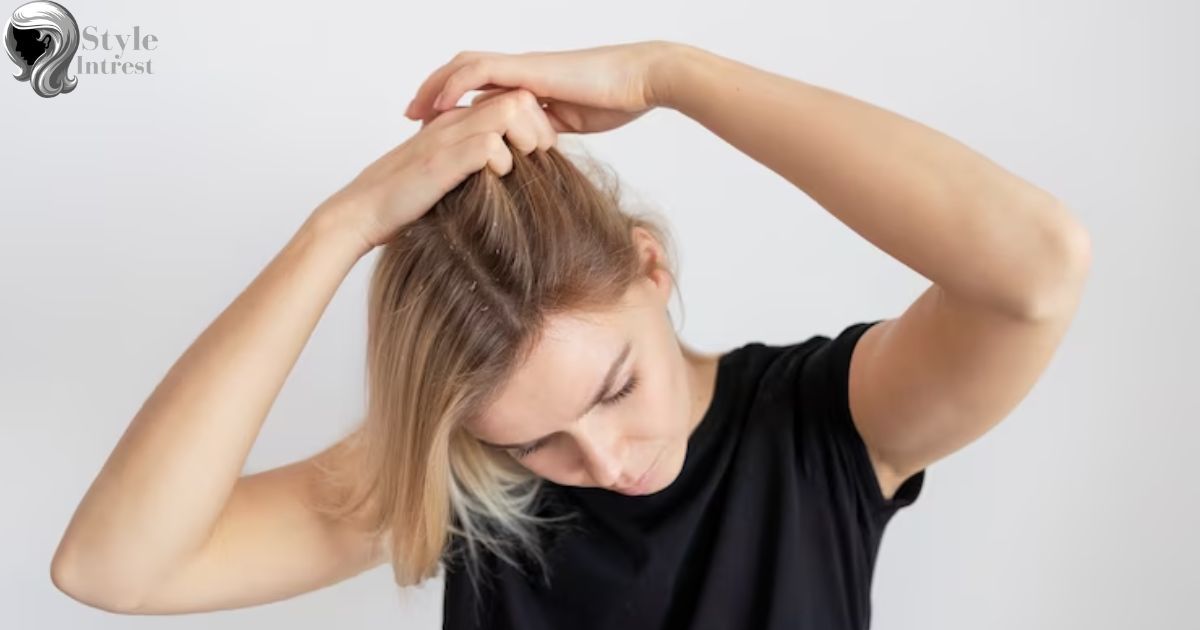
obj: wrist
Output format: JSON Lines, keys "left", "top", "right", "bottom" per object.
{"left": 646, "top": 41, "right": 713, "bottom": 112}
{"left": 303, "top": 202, "right": 376, "bottom": 260}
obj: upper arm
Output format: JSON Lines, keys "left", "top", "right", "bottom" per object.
{"left": 849, "top": 278, "right": 1087, "bottom": 500}
{"left": 131, "top": 430, "right": 388, "bottom": 614}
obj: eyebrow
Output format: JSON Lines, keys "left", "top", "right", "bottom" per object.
{"left": 477, "top": 339, "right": 633, "bottom": 450}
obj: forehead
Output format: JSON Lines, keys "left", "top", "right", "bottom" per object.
{"left": 469, "top": 309, "right": 632, "bottom": 441}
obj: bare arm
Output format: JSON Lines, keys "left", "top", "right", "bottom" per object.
{"left": 654, "top": 43, "right": 1086, "bottom": 320}
{"left": 650, "top": 43, "right": 1091, "bottom": 499}
{"left": 125, "top": 429, "right": 389, "bottom": 614}
{"left": 50, "top": 207, "right": 374, "bottom": 612}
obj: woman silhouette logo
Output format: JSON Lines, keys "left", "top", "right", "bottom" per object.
{"left": 4, "top": 1, "right": 79, "bottom": 98}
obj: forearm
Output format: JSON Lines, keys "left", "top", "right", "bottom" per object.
{"left": 653, "top": 43, "right": 1089, "bottom": 319}
{"left": 51, "top": 207, "right": 369, "bottom": 607}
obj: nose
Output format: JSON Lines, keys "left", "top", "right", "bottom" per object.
{"left": 574, "top": 422, "right": 627, "bottom": 487}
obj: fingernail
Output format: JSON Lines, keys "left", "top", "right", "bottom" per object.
{"left": 405, "top": 99, "right": 416, "bottom": 117}
{"left": 432, "top": 92, "right": 445, "bottom": 110}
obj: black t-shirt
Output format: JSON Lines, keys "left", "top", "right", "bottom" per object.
{"left": 442, "top": 320, "right": 926, "bottom": 629}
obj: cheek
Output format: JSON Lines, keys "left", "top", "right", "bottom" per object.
{"left": 635, "top": 364, "right": 688, "bottom": 438}
{"left": 512, "top": 451, "right": 573, "bottom": 485}
{"left": 521, "top": 460, "right": 559, "bottom": 483}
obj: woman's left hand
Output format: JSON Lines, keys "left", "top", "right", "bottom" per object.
{"left": 404, "top": 40, "right": 684, "bottom": 135}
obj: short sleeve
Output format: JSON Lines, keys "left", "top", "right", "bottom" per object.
{"left": 789, "top": 320, "right": 925, "bottom": 524}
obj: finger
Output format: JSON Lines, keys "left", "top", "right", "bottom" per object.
{"left": 484, "top": 132, "right": 516, "bottom": 176}
{"left": 405, "top": 50, "right": 483, "bottom": 120}
{"left": 510, "top": 89, "right": 553, "bottom": 154}
{"left": 502, "top": 107, "right": 540, "bottom": 156}
{"left": 499, "top": 90, "right": 553, "bottom": 154}
{"left": 405, "top": 51, "right": 506, "bottom": 120}
{"left": 435, "top": 90, "right": 532, "bottom": 154}
{"left": 474, "top": 88, "right": 556, "bottom": 113}
{"left": 468, "top": 88, "right": 556, "bottom": 152}
{"left": 470, "top": 88, "right": 508, "bottom": 107}
{"left": 433, "top": 56, "right": 529, "bottom": 115}
{"left": 485, "top": 90, "right": 541, "bottom": 155}
{"left": 529, "top": 98, "right": 559, "bottom": 151}
{"left": 456, "top": 131, "right": 514, "bottom": 178}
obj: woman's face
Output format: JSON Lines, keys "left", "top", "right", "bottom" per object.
{"left": 464, "top": 237, "right": 715, "bottom": 496}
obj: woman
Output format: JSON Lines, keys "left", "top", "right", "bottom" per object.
{"left": 49, "top": 40, "right": 1090, "bottom": 628}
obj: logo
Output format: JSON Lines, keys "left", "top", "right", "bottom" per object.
{"left": 4, "top": 1, "right": 158, "bottom": 98}
{"left": 4, "top": 1, "right": 77, "bottom": 97}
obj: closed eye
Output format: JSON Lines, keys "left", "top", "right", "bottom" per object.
{"left": 510, "top": 372, "right": 640, "bottom": 459}
{"left": 599, "top": 372, "right": 639, "bottom": 406}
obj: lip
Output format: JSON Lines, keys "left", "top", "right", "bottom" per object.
{"left": 615, "top": 448, "right": 664, "bottom": 495}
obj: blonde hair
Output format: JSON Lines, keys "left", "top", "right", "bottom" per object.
{"left": 310, "top": 142, "right": 681, "bottom": 597}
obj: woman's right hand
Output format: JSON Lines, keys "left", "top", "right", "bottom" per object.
{"left": 317, "top": 87, "right": 559, "bottom": 251}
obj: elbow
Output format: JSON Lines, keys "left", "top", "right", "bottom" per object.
{"left": 1018, "top": 214, "right": 1093, "bottom": 321}
{"left": 50, "top": 543, "right": 146, "bottom": 615}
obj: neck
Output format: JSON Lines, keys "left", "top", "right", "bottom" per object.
{"left": 680, "top": 340, "right": 722, "bottom": 435}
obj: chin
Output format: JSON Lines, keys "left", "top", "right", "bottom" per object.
{"left": 641, "top": 441, "right": 687, "bottom": 495}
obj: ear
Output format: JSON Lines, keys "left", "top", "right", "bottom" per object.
{"left": 631, "top": 226, "right": 672, "bottom": 304}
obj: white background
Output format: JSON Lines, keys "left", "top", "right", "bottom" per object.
{"left": 3, "top": 1, "right": 1196, "bottom": 628}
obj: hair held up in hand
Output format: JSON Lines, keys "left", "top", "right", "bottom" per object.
{"left": 308, "top": 141, "right": 679, "bottom": 593}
